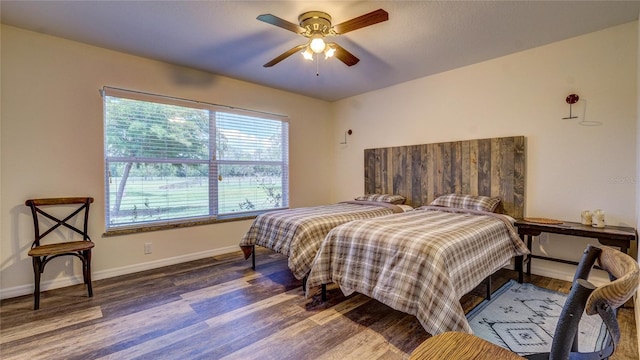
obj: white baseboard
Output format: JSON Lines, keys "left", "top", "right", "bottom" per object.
{"left": 529, "top": 265, "right": 575, "bottom": 283}
{"left": 527, "top": 259, "right": 610, "bottom": 286}
{"left": 0, "top": 245, "right": 240, "bottom": 300}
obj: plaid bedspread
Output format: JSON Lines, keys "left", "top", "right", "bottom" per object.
{"left": 240, "top": 201, "right": 402, "bottom": 279}
{"left": 305, "top": 207, "right": 530, "bottom": 335}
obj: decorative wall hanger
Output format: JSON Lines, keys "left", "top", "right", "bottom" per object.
{"left": 340, "top": 129, "right": 352, "bottom": 144}
{"left": 561, "top": 93, "right": 601, "bottom": 126}
{"left": 562, "top": 93, "right": 579, "bottom": 119}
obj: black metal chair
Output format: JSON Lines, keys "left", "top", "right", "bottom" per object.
{"left": 26, "top": 197, "right": 95, "bottom": 310}
{"left": 410, "top": 244, "right": 639, "bottom": 360}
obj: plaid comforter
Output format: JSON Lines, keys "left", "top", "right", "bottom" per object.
{"left": 305, "top": 206, "right": 530, "bottom": 335}
{"left": 240, "top": 201, "right": 403, "bottom": 279}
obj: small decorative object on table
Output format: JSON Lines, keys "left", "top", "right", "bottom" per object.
{"left": 592, "top": 209, "right": 605, "bottom": 228}
{"left": 580, "top": 210, "right": 592, "bottom": 225}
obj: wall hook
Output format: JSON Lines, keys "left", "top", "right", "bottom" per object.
{"left": 340, "top": 129, "right": 352, "bottom": 144}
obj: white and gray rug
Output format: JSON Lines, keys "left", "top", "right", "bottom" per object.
{"left": 467, "top": 279, "right": 608, "bottom": 356}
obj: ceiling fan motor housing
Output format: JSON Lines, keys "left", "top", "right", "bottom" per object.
{"left": 298, "top": 11, "right": 332, "bottom": 36}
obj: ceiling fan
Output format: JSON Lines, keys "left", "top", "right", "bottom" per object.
{"left": 257, "top": 9, "right": 389, "bottom": 68}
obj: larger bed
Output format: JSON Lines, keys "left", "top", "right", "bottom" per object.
{"left": 239, "top": 197, "right": 407, "bottom": 280}
{"left": 305, "top": 202, "right": 529, "bottom": 336}
{"left": 304, "top": 136, "right": 528, "bottom": 335}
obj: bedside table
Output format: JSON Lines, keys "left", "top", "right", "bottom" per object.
{"left": 514, "top": 219, "right": 637, "bottom": 281}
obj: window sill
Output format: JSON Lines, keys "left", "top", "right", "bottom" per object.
{"left": 102, "top": 215, "right": 257, "bottom": 237}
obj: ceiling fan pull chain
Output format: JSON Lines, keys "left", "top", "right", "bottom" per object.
{"left": 316, "top": 54, "right": 319, "bottom": 76}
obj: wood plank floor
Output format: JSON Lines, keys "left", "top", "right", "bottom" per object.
{"left": 1, "top": 248, "right": 637, "bottom": 359}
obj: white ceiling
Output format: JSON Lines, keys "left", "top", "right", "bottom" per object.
{"left": 2, "top": 1, "right": 639, "bottom": 102}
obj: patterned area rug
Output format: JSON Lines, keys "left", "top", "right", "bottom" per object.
{"left": 467, "top": 279, "right": 608, "bottom": 356}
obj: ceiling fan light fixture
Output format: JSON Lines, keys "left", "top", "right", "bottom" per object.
{"left": 324, "top": 44, "right": 336, "bottom": 59}
{"left": 302, "top": 46, "right": 314, "bottom": 60}
{"left": 309, "top": 35, "right": 326, "bottom": 53}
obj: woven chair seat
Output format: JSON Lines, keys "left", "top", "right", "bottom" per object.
{"left": 28, "top": 241, "right": 95, "bottom": 257}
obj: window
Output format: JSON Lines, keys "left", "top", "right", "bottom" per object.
{"left": 102, "top": 87, "right": 289, "bottom": 231}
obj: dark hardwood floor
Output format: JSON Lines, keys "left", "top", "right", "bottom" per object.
{"left": 1, "top": 248, "right": 637, "bottom": 359}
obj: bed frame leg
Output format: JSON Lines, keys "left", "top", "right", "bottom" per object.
{"left": 486, "top": 275, "right": 492, "bottom": 300}
{"left": 301, "top": 278, "right": 326, "bottom": 301}
{"left": 251, "top": 245, "right": 256, "bottom": 270}
{"left": 515, "top": 255, "right": 524, "bottom": 283}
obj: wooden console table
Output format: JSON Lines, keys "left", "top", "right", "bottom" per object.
{"left": 514, "top": 219, "right": 637, "bottom": 281}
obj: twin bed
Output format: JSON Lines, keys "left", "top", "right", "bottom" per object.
{"left": 240, "top": 195, "right": 409, "bottom": 279}
{"left": 305, "top": 202, "right": 528, "bottom": 335}
{"left": 239, "top": 136, "right": 528, "bottom": 336}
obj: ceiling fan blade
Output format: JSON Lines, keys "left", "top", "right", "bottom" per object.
{"left": 257, "top": 14, "right": 305, "bottom": 34}
{"left": 329, "top": 43, "right": 360, "bottom": 66}
{"left": 332, "top": 9, "right": 388, "bottom": 35}
{"left": 264, "top": 44, "right": 308, "bottom": 67}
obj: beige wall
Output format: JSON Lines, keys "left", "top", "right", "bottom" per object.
{"left": 0, "top": 25, "right": 334, "bottom": 297}
{"left": 331, "top": 22, "right": 638, "bottom": 281}
{"left": 1, "top": 21, "right": 638, "bottom": 300}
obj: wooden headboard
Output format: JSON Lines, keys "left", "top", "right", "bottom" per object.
{"left": 364, "top": 136, "right": 525, "bottom": 219}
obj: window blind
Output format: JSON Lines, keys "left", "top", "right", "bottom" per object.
{"left": 102, "top": 87, "right": 289, "bottom": 230}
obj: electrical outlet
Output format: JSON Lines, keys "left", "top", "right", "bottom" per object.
{"left": 144, "top": 242, "right": 152, "bottom": 254}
